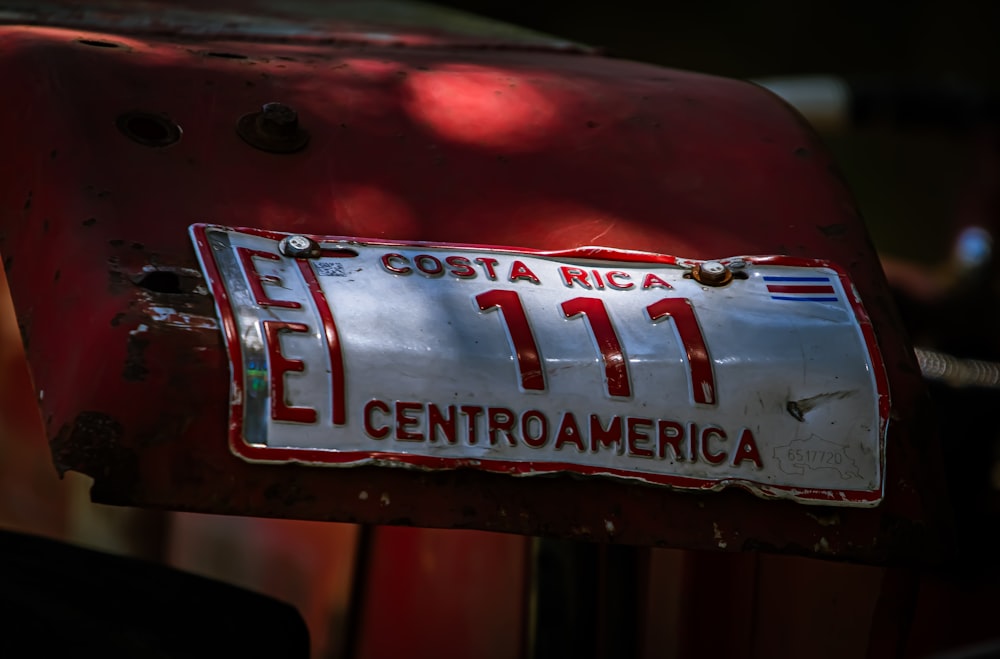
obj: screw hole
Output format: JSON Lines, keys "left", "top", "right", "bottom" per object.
{"left": 77, "top": 39, "right": 121, "bottom": 48}
{"left": 206, "top": 51, "right": 247, "bottom": 59}
{"left": 137, "top": 271, "right": 183, "bottom": 294}
{"left": 325, "top": 248, "right": 359, "bottom": 258}
{"left": 116, "top": 112, "right": 182, "bottom": 148}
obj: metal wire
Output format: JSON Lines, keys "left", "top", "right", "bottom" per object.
{"left": 915, "top": 346, "right": 1000, "bottom": 389}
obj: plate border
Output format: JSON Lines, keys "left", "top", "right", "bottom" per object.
{"left": 190, "top": 223, "right": 890, "bottom": 507}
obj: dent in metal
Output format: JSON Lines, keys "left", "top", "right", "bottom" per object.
{"left": 787, "top": 390, "right": 856, "bottom": 422}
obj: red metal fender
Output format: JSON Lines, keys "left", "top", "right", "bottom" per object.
{"left": 0, "top": 0, "right": 949, "bottom": 563}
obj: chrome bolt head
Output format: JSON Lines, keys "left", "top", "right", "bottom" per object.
{"left": 279, "top": 234, "right": 321, "bottom": 258}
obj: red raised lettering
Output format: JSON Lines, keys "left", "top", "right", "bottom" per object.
{"left": 559, "top": 266, "right": 591, "bottom": 289}
{"left": 657, "top": 420, "right": 685, "bottom": 460}
{"left": 509, "top": 260, "right": 541, "bottom": 284}
{"left": 427, "top": 404, "right": 457, "bottom": 443}
{"left": 395, "top": 401, "right": 424, "bottom": 441}
{"left": 554, "top": 412, "right": 585, "bottom": 451}
{"left": 475, "top": 257, "right": 499, "bottom": 280}
{"left": 521, "top": 410, "right": 549, "bottom": 448}
{"left": 701, "top": 426, "right": 727, "bottom": 464}
{"left": 562, "top": 297, "right": 631, "bottom": 398}
{"left": 461, "top": 405, "right": 484, "bottom": 444}
{"left": 641, "top": 273, "right": 673, "bottom": 290}
{"left": 381, "top": 253, "right": 412, "bottom": 275}
{"left": 590, "top": 414, "right": 623, "bottom": 453}
{"left": 263, "top": 321, "right": 316, "bottom": 424}
{"left": 298, "top": 260, "right": 347, "bottom": 425}
{"left": 591, "top": 270, "right": 606, "bottom": 290}
{"left": 646, "top": 297, "right": 716, "bottom": 405}
{"left": 606, "top": 271, "right": 634, "bottom": 290}
{"left": 446, "top": 255, "right": 476, "bottom": 278}
{"left": 488, "top": 407, "right": 517, "bottom": 446}
{"left": 477, "top": 290, "right": 545, "bottom": 392}
{"left": 627, "top": 417, "right": 654, "bottom": 458}
{"left": 732, "top": 428, "right": 763, "bottom": 468}
{"left": 364, "top": 399, "right": 391, "bottom": 439}
{"left": 414, "top": 254, "right": 444, "bottom": 276}
{"left": 238, "top": 248, "right": 301, "bottom": 308}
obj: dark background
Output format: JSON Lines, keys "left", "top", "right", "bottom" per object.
{"left": 438, "top": 0, "right": 1000, "bottom": 80}
{"left": 436, "top": 0, "right": 1000, "bottom": 264}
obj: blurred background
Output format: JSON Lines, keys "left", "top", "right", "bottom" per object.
{"left": 434, "top": 0, "right": 1000, "bottom": 264}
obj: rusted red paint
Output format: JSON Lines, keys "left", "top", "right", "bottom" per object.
{"left": 0, "top": 2, "right": 949, "bottom": 563}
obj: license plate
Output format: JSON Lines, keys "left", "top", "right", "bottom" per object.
{"left": 190, "top": 224, "right": 888, "bottom": 507}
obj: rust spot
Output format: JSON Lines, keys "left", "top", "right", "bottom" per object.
{"left": 110, "top": 312, "right": 126, "bottom": 327}
{"left": 107, "top": 268, "right": 129, "bottom": 294}
{"left": 263, "top": 481, "right": 317, "bottom": 507}
{"left": 51, "top": 412, "right": 137, "bottom": 497}
{"left": 806, "top": 512, "right": 842, "bottom": 527}
{"left": 586, "top": 120, "right": 599, "bottom": 128}
{"left": 23, "top": 191, "right": 31, "bottom": 210}
{"left": 82, "top": 217, "right": 97, "bottom": 227}
{"left": 124, "top": 332, "right": 149, "bottom": 382}
{"left": 49, "top": 150, "right": 57, "bottom": 159}
{"left": 109, "top": 239, "right": 125, "bottom": 247}
{"left": 819, "top": 223, "right": 847, "bottom": 236}
{"left": 53, "top": 270, "right": 60, "bottom": 282}
{"left": 794, "top": 147, "right": 811, "bottom": 158}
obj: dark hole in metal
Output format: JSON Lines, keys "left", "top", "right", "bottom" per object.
{"left": 206, "top": 51, "right": 247, "bottom": 59}
{"left": 325, "top": 248, "right": 359, "bottom": 258}
{"left": 116, "top": 112, "right": 181, "bottom": 148}
{"left": 77, "top": 39, "right": 121, "bottom": 48}
{"left": 137, "top": 271, "right": 183, "bottom": 295}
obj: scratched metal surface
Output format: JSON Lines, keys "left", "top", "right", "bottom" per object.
{"left": 0, "top": 0, "right": 950, "bottom": 563}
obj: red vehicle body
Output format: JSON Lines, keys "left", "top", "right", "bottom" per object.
{"left": 0, "top": 1, "right": 989, "bottom": 657}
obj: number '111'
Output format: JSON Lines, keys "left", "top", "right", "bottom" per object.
{"left": 475, "top": 290, "right": 716, "bottom": 405}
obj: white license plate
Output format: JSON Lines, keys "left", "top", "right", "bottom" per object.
{"left": 191, "top": 224, "right": 888, "bottom": 507}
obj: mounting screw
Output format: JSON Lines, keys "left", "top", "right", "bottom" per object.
{"left": 279, "top": 234, "right": 321, "bottom": 258}
{"left": 692, "top": 260, "right": 733, "bottom": 286}
{"left": 260, "top": 103, "right": 298, "bottom": 135}
{"left": 237, "top": 102, "right": 310, "bottom": 153}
